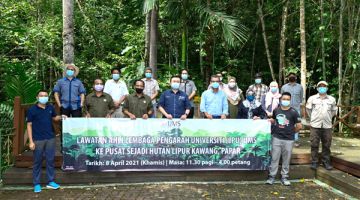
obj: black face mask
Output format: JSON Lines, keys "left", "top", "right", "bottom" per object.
{"left": 289, "top": 77, "right": 296, "bottom": 82}
{"left": 135, "top": 88, "right": 144, "bottom": 94}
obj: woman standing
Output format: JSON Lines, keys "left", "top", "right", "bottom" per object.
{"left": 261, "top": 81, "right": 281, "bottom": 117}
{"left": 224, "top": 76, "right": 244, "bottom": 118}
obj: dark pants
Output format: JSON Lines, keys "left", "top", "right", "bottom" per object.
{"left": 33, "top": 138, "right": 56, "bottom": 185}
{"left": 310, "top": 127, "right": 332, "bottom": 164}
{"left": 60, "top": 107, "right": 82, "bottom": 117}
{"left": 204, "top": 115, "right": 221, "bottom": 119}
{"left": 187, "top": 107, "right": 195, "bottom": 118}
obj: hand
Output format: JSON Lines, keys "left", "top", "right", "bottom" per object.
{"left": 129, "top": 114, "right": 136, "bottom": 120}
{"left": 253, "top": 116, "right": 260, "bottom": 120}
{"left": 85, "top": 113, "right": 91, "bottom": 118}
{"left": 29, "top": 141, "right": 35, "bottom": 151}
{"left": 221, "top": 114, "right": 226, "bottom": 120}
{"left": 166, "top": 114, "right": 173, "bottom": 119}
{"left": 205, "top": 113, "right": 213, "bottom": 119}
{"left": 62, "top": 115, "right": 68, "bottom": 120}
{"left": 106, "top": 114, "right": 111, "bottom": 118}
{"left": 180, "top": 114, "right": 187, "bottom": 120}
{"left": 268, "top": 118, "right": 275, "bottom": 124}
{"left": 142, "top": 114, "right": 149, "bottom": 119}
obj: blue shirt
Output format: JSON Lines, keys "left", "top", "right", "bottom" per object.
{"left": 53, "top": 77, "right": 86, "bottom": 110}
{"left": 200, "top": 89, "right": 229, "bottom": 116}
{"left": 158, "top": 89, "right": 191, "bottom": 118}
{"left": 281, "top": 83, "right": 303, "bottom": 113}
{"left": 26, "top": 104, "right": 57, "bottom": 141}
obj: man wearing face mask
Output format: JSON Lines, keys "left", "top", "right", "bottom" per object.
{"left": 85, "top": 79, "right": 115, "bottom": 118}
{"left": 237, "top": 90, "right": 266, "bottom": 119}
{"left": 247, "top": 72, "right": 269, "bottom": 102}
{"left": 123, "top": 79, "right": 153, "bottom": 119}
{"left": 179, "top": 69, "right": 197, "bottom": 118}
{"left": 27, "top": 90, "right": 64, "bottom": 193}
{"left": 266, "top": 92, "right": 302, "bottom": 186}
{"left": 306, "top": 81, "right": 337, "bottom": 170}
{"left": 104, "top": 67, "right": 129, "bottom": 118}
{"left": 159, "top": 75, "right": 191, "bottom": 119}
{"left": 142, "top": 67, "right": 160, "bottom": 117}
{"left": 207, "top": 72, "right": 225, "bottom": 90}
{"left": 54, "top": 64, "right": 86, "bottom": 117}
{"left": 200, "top": 75, "right": 228, "bottom": 119}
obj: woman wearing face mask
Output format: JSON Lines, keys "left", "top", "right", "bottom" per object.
{"left": 223, "top": 76, "right": 244, "bottom": 119}
{"left": 261, "top": 81, "right": 282, "bottom": 118}
{"left": 237, "top": 90, "right": 266, "bottom": 119}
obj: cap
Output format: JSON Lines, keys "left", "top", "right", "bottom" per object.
{"left": 317, "top": 81, "right": 328, "bottom": 87}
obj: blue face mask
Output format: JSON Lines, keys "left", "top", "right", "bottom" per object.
{"left": 270, "top": 87, "right": 278, "bottom": 93}
{"left": 145, "top": 72, "right": 152, "bottom": 78}
{"left": 66, "top": 70, "right": 74, "bottom": 77}
{"left": 255, "top": 78, "right": 262, "bottom": 84}
{"left": 246, "top": 95, "right": 255, "bottom": 102}
{"left": 171, "top": 82, "right": 180, "bottom": 90}
{"left": 318, "top": 87, "right": 328, "bottom": 94}
{"left": 112, "top": 74, "right": 120, "bottom": 80}
{"left": 38, "top": 96, "right": 49, "bottom": 104}
{"left": 212, "top": 82, "right": 220, "bottom": 89}
{"left": 281, "top": 100, "right": 291, "bottom": 107}
{"left": 181, "top": 74, "right": 188, "bottom": 80}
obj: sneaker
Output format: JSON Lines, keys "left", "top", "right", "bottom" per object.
{"left": 322, "top": 162, "right": 333, "bottom": 170}
{"left": 34, "top": 184, "right": 41, "bottom": 193}
{"left": 280, "top": 178, "right": 291, "bottom": 186}
{"left": 310, "top": 162, "right": 318, "bottom": 170}
{"left": 266, "top": 177, "right": 275, "bottom": 185}
{"left": 46, "top": 181, "right": 60, "bottom": 189}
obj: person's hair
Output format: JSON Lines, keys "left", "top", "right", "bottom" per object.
{"left": 246, "top": 89, "right": 255, "bottom": 95}
{"left": 255, "top": 72, "right": 262, "bottom": 78}
{"left": 134, "top": 79, "right": 145, "bottom": 87}
{"left": 228, "top": 76, "right": 236, "bottom": 82}
{"left": 180, "top": 69, "right": 188, "bottom": 74}
{"left": 281, "top": 92, "right": 292, "bottom": 98}
{"left": 210, "top": 75, "right": 220, "bottom": 81}
{"left": 93, "top": 78, "right": 103, "bottom": 84}
{"left": 287, "top": 72, "right": 297, "bottom": 77}
{"left": 145, "top": 67, "right": 152, "bottom": 72}
{"left": 37, "top": 89, "right": 48, "bottom": 96}
{"left": 111, "top": 67, "right": 121, "bottom": 74}
{"left": 170, "top": 75, "right": 181, "bottom": 82}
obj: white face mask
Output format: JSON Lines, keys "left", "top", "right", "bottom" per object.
{"left": 228, "top": 82, "right": 236, "bottom": 88}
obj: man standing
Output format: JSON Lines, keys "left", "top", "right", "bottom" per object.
{"left": 306, "top": 81, "right": 337, "bottom": 170}
{"left": 179, "top": 69, "right": 197, "bottom": 118}
{"left": 27, "top": 90, "right": 63, "bottom": 193}
{"left": 281, "top": 72, "right": 304, "bottom": 146}
{"left": 266, "top": 92, "right": 302, "bottom": 186}
{"left": 123, "top": 79, "right": 153, "bottom": 119}
{"left": 248, "top": 72, "right": 269, "bottom": 102}
{"left": 158, "top": 75, "right": 191, "bottom": 119}
{"left": 85, "top": 79, "right": 115, "bottom": 118}
{"left": 200, "top": 75, "right": 228, "bottom": 119}
{"left": 142, "top": 67, "right": 160, "bottom": 117}
{"left": 54, "top": 64, "right": 86, "bottom": 117}
{"left": 104, "top": 67, "right": 129, "bottom": 118}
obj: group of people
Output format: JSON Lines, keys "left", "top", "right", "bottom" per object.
{"left": 26, "top": 63, "right": 337, "bottom": 192}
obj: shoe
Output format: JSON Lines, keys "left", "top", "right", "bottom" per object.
{"left": 322, "top": 162, "right": 333, "bottom": 170}
{"left": 280, "top": 178, "right": 291, "bottom": 186}
{"left": 266, "top": 177, "right": 275, "bottom": 185}
{"left": 46, "top": 181, "right": 60, "bottom": 189}
{"left": 310, "top": 162, "right": 318, "bottom": 170}
{"left": 34, "top": 184, "right": 41, "bottom": 193}
{"left": 294, "top": 142, "right": 300, "bottom": 147}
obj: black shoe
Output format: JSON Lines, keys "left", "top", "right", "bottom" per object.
{"left": 322, "top": 162, "right": 333, "bottom": 170}
{"left": 310, "top": 162, "right": 318, "bottom": 170}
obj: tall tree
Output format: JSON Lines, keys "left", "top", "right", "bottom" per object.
{"left": 300, "top": 0, "right": 307, "bottom": 103}
{"left": 320, "top": 0, "right": 326, "bottom": 81}
{"left": 278, "top": 0, "right": 289, "bottom": 85}
{"left": 149, "top": 8, "right": 158, "bottom": 78}
{"left": 63, "top": 0, "right": 74, "bottom": 64}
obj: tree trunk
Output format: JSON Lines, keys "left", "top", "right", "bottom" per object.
{"left": 144, "top": 12, "right": 151, "bottom": 67}
{"left": 63, "top": 0, "right": 74, "bottom": 64}
{"left": 338, "top": 0, "right": 345, "bottom": 133}
{"left": 320, "top": 0, "right": 326, "bottom": 81}
{"left": 278, "top": 0, "right": 289, "bottom": 86}
{"left": 299, "top": 0, "right": 307, "bottom": 103}
{"left": 149, "top": 8, "right": 158, "bottom": 78}
{"left": 251, "top": 31, "right": 258, "bottom": 81}
{"left": 181, "top": 27, "right": 187, "bottom": 69}
{"left": 257, "top": 0, "right": 276, "bottom": 81}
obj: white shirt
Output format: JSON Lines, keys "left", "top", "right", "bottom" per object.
{"left": 306, "top": 93, "right": 337, "bottom": 129}
{"left": 103, "top": 79, "right": 129, "bottom": 101}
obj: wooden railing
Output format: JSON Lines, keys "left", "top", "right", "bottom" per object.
{"left": 333, "top": 106, "right": 360, "bottom": 134}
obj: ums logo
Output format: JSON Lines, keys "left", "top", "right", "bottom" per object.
{"left": 167, "top": 120, "right": 181, "bottom": 128}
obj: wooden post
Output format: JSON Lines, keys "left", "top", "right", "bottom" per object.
{"left": 12, "top": 97, "right": 21, "bottom": 156}
{"left": 357, "top": 106, "right": 360, "bottom": 125}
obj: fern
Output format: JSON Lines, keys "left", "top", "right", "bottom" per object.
{"left": 0, "top": 103, "right": 14, "bottom": 131}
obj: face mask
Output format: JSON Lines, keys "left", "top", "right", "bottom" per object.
{"left": 246, "top": 95, "right": 254, "bottom": 102}
{"left": 270, "top": 87, "right": 278, "bottom": 93}
{"left": 181, "top": 74, "right": 188, "bottom": 80}
{"left": 171, "top": 82, "right": 180, "bottom": 90}
{"left": 145, "top": 72, "right": 152, "bottom": 78}
{"left": 94, "top": 84, "right": 104, "bottom": 92}
{"left": 281, "top": 100, "right": 291, "bottom": 107}
{"left": 38, "top": 96, "right": 49, "bottom": 104}
{"left": 135, "top": 88, "right": 144, "bottom": 94}
{"left": 212, "top": 82, "right": 220, "bottom": 89}
{"left": 255, "top": 78, "right": 262, "bottom": 84}
{"left": 66, "top": 70, "right": 74, "bottom": 77}
{"left": 228, "top": 82, "right": 236, "bottom": 88}
{"left": 318, "top": 87, "right": 328, "bottom": 94}
{"left": 289, "top": 76, "right": 296, "bottom": 82}
{"left": 112, "top": 74, "right": 120, "bottom": 80}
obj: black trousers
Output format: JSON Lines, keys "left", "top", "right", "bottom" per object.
{"left": 310, "top": 127, "right": 332, "bottom": 164}
{"left": 60, "top": 107, "right": 82, "bottom": 117}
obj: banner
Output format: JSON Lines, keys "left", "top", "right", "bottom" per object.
{"left": 62, "top": 119, "right": 271, "bottom": 171}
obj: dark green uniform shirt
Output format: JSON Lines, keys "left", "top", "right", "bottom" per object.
{"left": 123, "top": 93, "right": 153, "bottom": 118}
{"left": 85, "top": 92, "right": 114, "bottom": 117}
